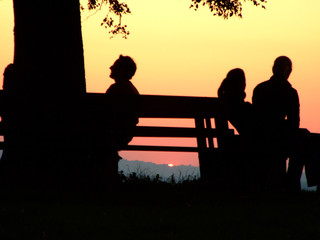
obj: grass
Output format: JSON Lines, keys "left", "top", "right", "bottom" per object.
{"left": 1, "top": 173, "right": 320, "bottom": 240}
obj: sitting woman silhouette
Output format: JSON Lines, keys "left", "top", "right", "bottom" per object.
{"left": 218, "top": 68, "right": 252, "bottom": 136}
{"left": 217, "top": 68, "right": 259, "bottom": 192}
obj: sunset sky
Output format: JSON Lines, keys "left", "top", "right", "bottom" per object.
{"left": 1, "top": 0, "right": 320, "bottom": 166}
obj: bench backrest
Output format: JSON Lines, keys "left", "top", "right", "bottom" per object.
{"left": 0, "top": 92, "right": 234, "bottom": 173}
{"left": 86, "top": 93, "right": 234, "bottom": 153}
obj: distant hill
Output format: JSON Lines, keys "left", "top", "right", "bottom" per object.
{"left": 118, "top": 159, "right": 200, "bottom": 181}
{"left": 118, "top": 159, "right": 316, "bottom": 191}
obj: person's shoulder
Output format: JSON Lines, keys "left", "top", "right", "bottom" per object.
{"left": 290, "top": 85, "right": 298, "bottom": 93}
{"left": 106, "top": 81, "right": 139, "bottom": 95}
{"left": 106, "top": 83, "right": 117, "bottom": 94}
{"left": 253, "top": 80, "right": 270, "bottom": 93}
{"left": 288, "top": 85, "right": 299, "bottom": 98}
{"left": 122, "top": 81, "right": 139, "bottom": 95}
{"left": 280, "top": 80, "right": 298, "bottom": 96}
{"left": 128, "top": 81, "right": 140, "bottom": 95}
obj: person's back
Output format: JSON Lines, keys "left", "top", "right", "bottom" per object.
{"left": 253, "top": 73, "right": 299, "bottom": 136}
{"left": 106, "top": 55, "right": 140, "bottom": 148}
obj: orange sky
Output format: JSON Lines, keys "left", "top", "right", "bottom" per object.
{"left": 1, "top": 0, "right": 320, "bottom": 166}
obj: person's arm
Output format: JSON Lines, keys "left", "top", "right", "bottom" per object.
{"left": 252, "top": 85, "right": 263, "bottom": 109}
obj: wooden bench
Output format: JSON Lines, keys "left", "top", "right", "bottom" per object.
{"left": 0, "top": 92, "right": 234, "bottom": 179}
{"left": 1, "top": 92, "right": 318, "bottom": 187}
{"left": 67, "top": 93, "right": 320, "bottom": 188}
{"left": 85, "top": 93, "right": 235, "bottom": 180}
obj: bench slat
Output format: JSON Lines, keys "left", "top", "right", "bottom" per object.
{"left": 86, "top": 93, "right": 223, "bottom": 118}
{"left": 134, "top": 126, "right": 234, "bottom": 138}
{"left": 121, "top": 145, "right": 200, "bottom": 152}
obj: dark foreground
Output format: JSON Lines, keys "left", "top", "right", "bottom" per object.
{"left": 1, "top": 177, "right": 320, "bottom": 240}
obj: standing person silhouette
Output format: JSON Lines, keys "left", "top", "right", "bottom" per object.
{"left": 252, "top": 56, "right": 301, "bottom": 192}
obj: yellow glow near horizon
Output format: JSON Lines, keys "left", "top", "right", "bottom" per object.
{"left": 1, "top": 0, "right": 320, "bottom": 166}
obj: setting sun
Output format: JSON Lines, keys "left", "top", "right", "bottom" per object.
{"left": 168, "top": 164, "right": 174, "bottom": 167}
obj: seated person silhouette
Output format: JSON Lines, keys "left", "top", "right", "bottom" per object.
{"left": 218, "top": 68, "right": 253, "bottom": 136}
{"left": 252, "top": 56, "right": 301, "bottom": 192}
{"left": 217, "top": 68, "right": 257, "bottom": 191}
{"left": 106, "top": 55, "right": 140, "bottom": 149}
{"left": 0, "top": 64, "right": 15, "bottom": 167}
{"left": 1, "top": 64, "right": 18, "bottom": 155}
{"left": 92, "top": 55, "right": 140, "bottom": 188}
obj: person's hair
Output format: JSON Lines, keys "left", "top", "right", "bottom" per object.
{"left": 3, "top": 63, "right": 15, "bottom": 90}
{"left": 114, "top": 55, "right": 137, "bottom": 80}
{"left": 3, "top": 63, "right": 14, "bottom": 78}
{"left": 218, "top": 68, "right": 246, "bottom": 98}
{"left": 272, "top": 56, "right": 292, "bottom": 76}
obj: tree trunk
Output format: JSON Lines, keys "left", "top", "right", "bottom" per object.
{"left": 13, "top": 0, "right": 86, "bottom": 95}
{"left": 0, "top": 0, "right": 89, "bottom": 193}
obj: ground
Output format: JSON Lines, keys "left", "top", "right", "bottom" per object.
{"left": 1, "top": 186, "right": 320, "bottom": 240}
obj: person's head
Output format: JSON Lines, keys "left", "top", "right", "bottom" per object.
{"left": 226, "top": 68, "right": 246, "bottom": 91}
{"left": 272, "top": 56, "right": 292, "bottom": 80}
{"left": 218, "top": 68, "right": 246, "bottom": 99}
{"left": 109, "top": 55, "right": 136, "bottom": 82}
